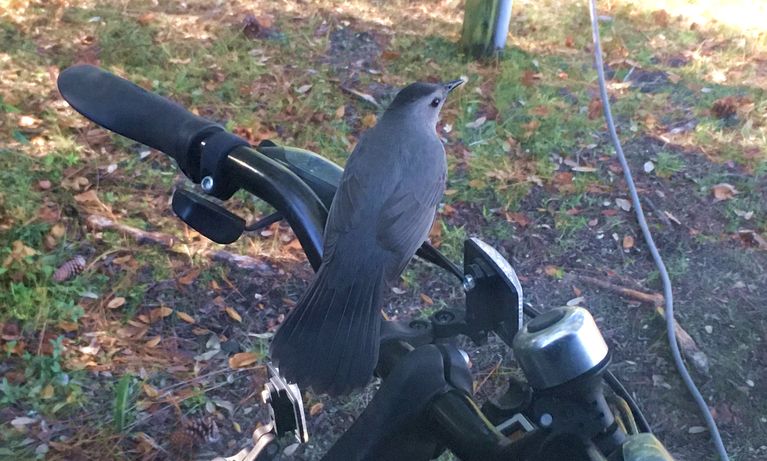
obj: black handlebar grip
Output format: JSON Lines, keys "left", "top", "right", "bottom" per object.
{"left": 57, "top": 64, "right": 224, "bottom": 175}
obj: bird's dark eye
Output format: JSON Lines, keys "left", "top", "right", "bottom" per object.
{"left": 430, "top": 97, "right": 441, "bottom": 107}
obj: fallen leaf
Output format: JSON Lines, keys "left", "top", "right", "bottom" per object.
{"left": 18, "top": 115, "right": 42, "bottom": 128}
{"left": 504, "top": 212, "right": 530, "bottom": 227}
{"left": 520, "top": 70, "right": 541, "bottom": 87}
{"left": 145, "top": 336, "right": 161, "bottom": 348}
{"left": 58, "top": 321, "right": 78, "bottom": 332}
{"left": 295, "top": 84, "right": 313, "bottom": 94}
{"left": 737, "top": 229, "right": 767, "bottom": 250}
{"left": 225, "top": 307, "right": 242, "bottom": 323}
{"left": 11, "top": 416, "right": 38, "bottom": 428}
{"left": 521, "top": 119, "right": 540, "bottom": 138}
{"left": 711, "top": 183, "right": 738, "bottom": 202}
{"left": 107, "top": 297, "right": 126, "bottom": 309}
{"left": 38, "top": 180, "right": 52, "bottom": 190}
{"left": 587, "top": 98, "right": 603, "bottom": 119}
{"left": 622, "top": 235, "right": 635, "bottom": 249}
{"left": 615, "top": 198, "right": 632, "bottom": 211}
{"left": 229, "top": 351, "right": 259, "bottom": 369}
{"left": 41, "top": 383, "right": 55, "bottom": 399}
{"left": 309, "top": 402, "right": 324, "bottom": 416}
{"left": 381, "top": 50, "right": 400, "bottom": 60}
{"left": 465, "top": 116, "right": 487, "bottom": 129}
{"left": 176, "top": 311, "right": 196, "bottom": 324}
{"left": 142, "top": 383, "right": 160, "bottom": 398}
{"left": 420, "top": 293, "right": 433, "bottom": 305}
{"left": 391, "top": 287, "right": 406, "bottom": 295}
{"left": 335, "top": 105, "right": 345, "bottom": 119}
{"left": 428, "top": 218, "right": 442, "bottom": 247}
{"left": 177, "top": 269, "right": 200, "bottom": 285}
{"left": 651, "top": 10, "right": 670, "bottom": 27}
{"left": 148, "top": 306, "right": 173, "bottom": 322}
{"left": 544, "top": 265, "right": 564, "bottom": 278}
{"left": 361, "top": 113, "right": 377, "bottom": 128}
{"left": 137, "top": 12, "right": 155, "bottom": 25}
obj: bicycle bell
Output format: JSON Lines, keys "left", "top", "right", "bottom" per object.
{"left": 512, "top": 306, "right": 608, "bottom": 390}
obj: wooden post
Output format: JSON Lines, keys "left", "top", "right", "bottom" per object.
{"left": 460, "top": 0, "right": 512, "bottom": 58}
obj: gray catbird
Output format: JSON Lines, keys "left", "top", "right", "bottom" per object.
{"left": 270, "top": 79, "right": 464, "bottom": 395}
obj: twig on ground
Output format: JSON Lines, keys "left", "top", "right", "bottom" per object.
{"left": 642, "top": 196, "right": 673, "bottom": 228}
{"left": 85, "top": 214, "right": 272, "bottom": 272}
{"left": 577, "top": 275, "right": 665, "bottom": 306}
{"left": 340, "top": 85, "right": 382, "bottom": 109}
{"left": 576, "top": 274, "right": 710, "bottom": 376}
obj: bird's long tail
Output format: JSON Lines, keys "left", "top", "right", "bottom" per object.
{"left": 270, "top": 266, "right": 384, "bottom": 395}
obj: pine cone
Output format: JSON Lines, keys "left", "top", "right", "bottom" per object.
{"left": 169, "top": 416, "right": 220, "bottom": 452}
{"left": 52, "top": 255, "right": 86, "bottom": 282}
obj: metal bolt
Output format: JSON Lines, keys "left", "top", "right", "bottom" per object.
{"left": 409, "top": 320, "right": 428, "bottom": 330}
{"left": 201, "top": 176, "right": 214, "bottom": 193}
{"left": 435, "top": 310, "right": 455, "bottom": 323}
{"left": 539, "top": 413, "right": 553, "bottom": 427}
{"left": 462, "top": 274, "right": 476, "bottom": 291}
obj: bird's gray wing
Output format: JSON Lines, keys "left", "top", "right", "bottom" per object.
{"left": 376, "top": 169, "right": 446, "bottom": 279}
{"left": 321, "top": 133, "right": 394, "bottom": 266}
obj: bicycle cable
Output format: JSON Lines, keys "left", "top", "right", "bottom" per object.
{"left": 587, "top": 1, "right": 729, "bottom": 459}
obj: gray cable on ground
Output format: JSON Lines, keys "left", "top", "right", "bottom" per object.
{"left": 587, "top": 1, "right": 729, "bottom": 459}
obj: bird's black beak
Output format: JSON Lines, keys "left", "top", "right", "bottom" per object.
{"left": 444, "top": 78, "right": 465, "bottom": 94}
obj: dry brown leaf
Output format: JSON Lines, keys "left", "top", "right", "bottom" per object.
{"left": 737, "top": 229, "right": 767, "bottom": 250}
{"left": 420, "top": 293, "right": 433, "bottom": 305}
{"left": 309, "top": 402, "right": 324, "bottom": 416}
{"left": 504, "top": 212, "right": 530, "bottom": 228}
{"left": 428, "top": 218, "right": 442, "bottom": 247}
{"left": 622, "top": 235, "right": 635, "bottom": 250}
{"left": 651, "top": 10, "right": 670, "bottom": 27}
{"left": 381, "top": 50, "right": 400, "bottom": 60}
{"left": 522, "top": 119, "right": 540, "bottom": 138}
{"left": 225, "top": 307, "right": 242, "bottom": 323}
{"left": 142, "top": 383, "right": 160, "bottom": 398}
{"left": 176, "top": 311, "right": 196, "bottom": 324}
{"left": 148, "top": 306, "right": 174, "bottom": 322}
{"left": 137, "top": 12, "right": 155, "bottom": 25}
{"left": 177, "top": 269, "right": 200, "bottom": 285}
{"left": 711, "top": 183, "right": 738, "bottom": 202}
{"left": 587, "top": 98, "right": 603, "bottom": 120}
{"left": 544, "top": 265, "right": 563, "bottom": 277}
{"left": 107, "top": 297, "right": 126, "bottom": 309}
{"left": 58, "top": 321, "right": 78, "bottom": 332}
{"left": 520, "top": 70, "right": 541, "bottom": 87}
{"left": 41, "top": 383, "right": 55, "bottom": 399}
{"left": 145, "top": 336, "right": 161, "bottom": 348}
{"left": 228, "top": 351, "right": 259, "bottom": 369}
{"left": 361, "top": 113, "right": 377, "bottom": 129}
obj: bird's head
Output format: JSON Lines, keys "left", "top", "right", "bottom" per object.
{"left": 385, "top": 78, "right": 465, "bottom": 129}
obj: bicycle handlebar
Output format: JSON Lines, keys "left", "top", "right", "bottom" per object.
{"left": 58, "top": 64, "right": 226, "bottom": 179}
